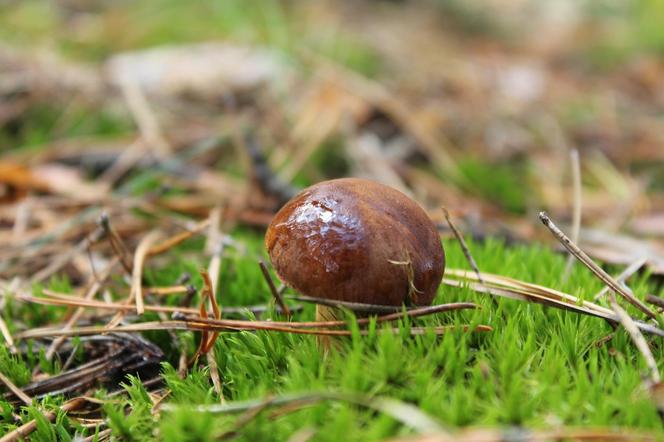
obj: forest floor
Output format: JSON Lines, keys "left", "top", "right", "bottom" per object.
{"left": 1, "top": 1, "right": 664, "bottom": 441}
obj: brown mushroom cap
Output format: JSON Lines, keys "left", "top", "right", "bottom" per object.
{"left": 265, "top": 178, "right": 445, "bottom": 306}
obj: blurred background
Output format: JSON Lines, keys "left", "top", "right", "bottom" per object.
{"left": 1, "top": 0, "right": 663, "bottom": 274}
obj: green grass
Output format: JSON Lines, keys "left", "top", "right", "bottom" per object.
{"left": 456, "top": 156, "right": 531, "bottom": 214}
{"left": 0, "top": 0, "right": 380, "bottom": 76}
{"left": 2, "top": 232, "right": 663, "bottom": 440}
{"left": 0, "top": 0, "right": 380, "bottom": 151}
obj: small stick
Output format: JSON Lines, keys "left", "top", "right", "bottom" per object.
{"left": 99, "top": 212, "right": 133, "bottom": 275}
{"left": 441, "top": 277, "right": 664, "bottom": 337}
{"left": 30, "top": 224, "right": 106, "bottom": 284}
{"left": 289, "top": 295, "right": 431, "bottom": 314}
{"left": 80, "top": 428, "right": 112, "bottom": 442}
{"left": 44, "top": 256, "right": 120, "bottom": 361}
{"left": 204, "top": 208, "right": 225, "bottom": 399}
{"left": 183, "top": 302, "right": 477, "bottom": 330}
{"left": 147, "top": 219, "right": 211, "bottom": 256}
{"left": 442, "top": 208, "right": 483, "bottom": 284}
{"left": 60, "top": 344, "right": 79, "bottom": 372}
{"left": 201, "top": 272, "right": 224, "bottom": 400}
{"left": 0, "top": 371, "right": 32, "bottom": 405}
{"left": 259, "top": 260, "right": 291, "bottom": 318}
{"left": 646, "top": 294, "right": 664, "bottom": 310}
{"left": 22, "top": 295, "right": 474, "bottom": 329}
{"left": 442, "top": 208, "right": 505, "bottom": 320}
{"left": 106, "top": 231, "right": 160, "bottom": 328}
{"left": 205, "top": 206, "right": 223, "bottom": 256}
{"left": 207, "top": 241, "right": 224, "bottom": 305}
{"left": 12, "top": 198, "right": 31, "bottom": 241}
{"left": 0, "top": 315, "right": 16, "bottom": 354}
{"left": 538, "top": 212, "right": 657, "bottom": 319}
{"left": 563, "top": 149, "right": 582, "bottom": 281}
{"left": 119, "top": 77, "right": 170, "bottom": 156}
{"left": 147, "top": 285, "right": 190, "bottom": 296}
{"left": 15, "top": 321, "right": 492, "bottom": 339}
{"left": 132, "top": 230, "right": 161, "bottom": 315}
{"left": 0, "top": 397, "right": 86, "bottom": 442}
{"left": 593, "top": 257, "right": 647, "bottom": 301}
{"left": 608, "top": 293, "right": 660, "bottom": 384}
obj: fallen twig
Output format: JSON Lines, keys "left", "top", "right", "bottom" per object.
{"left": 593, "top": 257, "right": 648, "bottom": 302}
{"left": 0, "top": 371, "right": 32, "bottom": 405}
{"left": 539, "top": 212, "right": 657, "bottom": 319}
{"left": 44, "top": 256, "right": 120, "bottom": 361}
{"left": 19, "top": 295, "right": 476, "bottom": 330}
{"left": 608, "top": 293, "right": 660, "bottom": 384}
{"left": 443, "top": 269, "right": 664, "bottom": 337}
{"left": 442, "top": 208, "right": 483, "bottom": 284}
{"left": 147, "top": 219, "right": 210, "bottom": 256}
{"left": 0, "top": 314, "right": 16, "bottom": 353}
{"left": 30, "top": 223, "right": 106, "bottom": 284}
{"left": 646, "top": 294, "right": 664, "bottom": 310}
{"left": 563, "top": 149, "right": 582, "bottom": 281}
{"left": 259, "top": 260, "right": 291, "bottom": 318}
{"left": 15, "top": 321, "right": 492, "bottom": 339}
{"left": 0, "top": 397, "right": 86, "bottom": 442}
{"left": 131, "top": 230, "right": 161, "bottom": 316}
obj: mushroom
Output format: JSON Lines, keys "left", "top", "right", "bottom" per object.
{"left": 265, "top": 178, "right": 445, "bottom": 320}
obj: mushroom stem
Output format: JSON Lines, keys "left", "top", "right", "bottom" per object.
{"left": 315, "top": 305, "right": 342, "bottom": 351}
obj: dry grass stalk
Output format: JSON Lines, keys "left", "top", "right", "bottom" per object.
{"left": 185, "top": 302, "right": 478, "bottom": 330}
{"left": 0, "top": 314, "right": 16, "bottom": 353}
{"left": 0, "top": 397, "right": 86, "bottom": 442}
{"left": 441, "top": 207, "right": 507, "bottom": 319}
{"left": 119, "top": 77, "right": 170, "bottom": 156}
{"left": 646, "top": 294, "right": 664, "bottom": 310}
{"left": 15, "top": 320, "right": 492, "bottom": 339}
{"left": 443, "top": 269, "right": 664, "bottom": 337}
{"left": 147, "top": 219, "right": 211, "bottom": 256}
{"left": 259, "top": 260, "right": 291, "bottom": 318}
{"left": 23, "top": 292, "right": 302, "bottom": 318}
{"left": 0, "top": 371, "right": 32, "bottom": 405}
{"left": 563, "top": 149, "right": 582, "bottom": 281}
{"left": 44, "top": 256, "right": 120, "bottom": 361}
{"left": 387, "top": 427, "right": 658, "bottom": 442}
{"left": 593, "top": 257, "right": 647, "bottom": 301}
{"left": 201, "top": 270, "right": 224, "bottom": 399}
{"left": 442, "top": 208, "right": 483, "bottom": 284}
{"left": 289, "top": 295, "right": 432, "bottom": 314}
{"left": 21, "top": 294, "right": 475, "bottom": 329}
{"left": 446, "top": 269, "right": 614, "bottom": 315}
{"left": 147, "top": 285, "right": 189, "bottom": 296}
{"left": 539, "top": 212, "right": 657, "bottom": 319}
{"left": 80, "top": 428, "right": 112, "bottom": 442}
{"left": 30, "top": 223, "right": 106, "bottom": 284}
{"left": 100, "top": 212, "right": 133, "bottom": 274}
{"left": 130, "top": 230, "right": 162, "bottom": 316}
{"left": 607, "top": 292, "right": 661, "bottom": 384}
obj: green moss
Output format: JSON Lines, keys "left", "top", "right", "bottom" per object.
{"left": 457, "top": 156, "right": 530, "bottom": 213}
{"left": 5, "top": 232, "right": 664, "bottom": 439}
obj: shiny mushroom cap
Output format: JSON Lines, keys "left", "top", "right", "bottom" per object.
{"left": 265, "top": 178, "right": 445, "bottom": 306}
